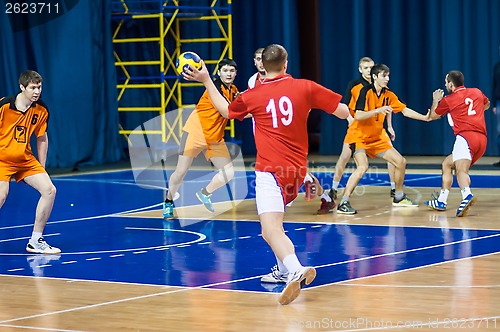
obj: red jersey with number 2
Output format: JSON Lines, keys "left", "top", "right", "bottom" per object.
{"left": 228, "top": 74, "right": 342, "bottom": 173}
{"left": 434, "top": 86, "right": 488, "bottom": 137}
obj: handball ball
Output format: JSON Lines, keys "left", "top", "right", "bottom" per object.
{"left": 176, "top": 51, "right": 202, "bottom": 75}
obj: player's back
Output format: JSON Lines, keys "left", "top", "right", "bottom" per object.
{"left": 238, "top": 74, "right": 341, "bottom": 171}
{"left": 445, "top": 87, "right": 487, "bottom": 136}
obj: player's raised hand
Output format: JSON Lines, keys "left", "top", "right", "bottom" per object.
{"left": 432, "top": 89, "right": 444, "bottom": 102}
{"left": 182, "top": 60, "right": 210, "bottom": 84}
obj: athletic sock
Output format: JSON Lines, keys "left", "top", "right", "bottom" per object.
{"left": 320, "top": 192, "right": 332, "bottom": 202}
{"left": 31, "top": 231, "right": 42, "bottom": 242}
{"left": 461, "top": 187, "right": 472, "bottom": 199}
{"left": 275, "top": 254, "right": 288, "bottom": 273}
{"left": 332, "top": 181, "right": 340, "bottom": 190}
{"left": 283, "top": 254, "right": 302, "bottom": 275}
{"left": 438, "top": 189, "right": 449, "bottom": 203}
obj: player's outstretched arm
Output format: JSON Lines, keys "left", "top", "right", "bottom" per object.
{"left": 356, "top": 106, "right": 392, "bottom": 121}
{"left": 401, "top": 107, "right": 431, "bottom": 121}
{"left": 183, "top": 61, "right": 230, "bottom": 118}
{"left": 334, "top": 103, "right": 350, "bottom": 120}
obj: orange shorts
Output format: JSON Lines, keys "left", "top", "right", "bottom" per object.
{"left": 0, "top": 158, "right": 46, "bottom": 182}
{"left": 356, "top": 131, "right": 393, "bottom": 159}
{"left": 343, "top": 125, "right": 361, "bottom": 145}
{"left": 179, "top": 131, "right": 230, "bottom": 160}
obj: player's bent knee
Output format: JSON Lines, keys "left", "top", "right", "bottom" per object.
{"left": 358, "top": 164, "right": 369, "bottom": 174}
{"left": 216, "top": 165, "right": 234, "bottom": 183}
{"left": 393, "top": 156, "right": 406, "bottom": 169}
{"left": 44, "top": 185, "right": 56, "bottom": 198}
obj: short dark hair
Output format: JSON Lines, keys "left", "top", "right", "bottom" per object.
{"left": 446, "top": 70, "right": 464, "bottom": 87}
{"left": 371, "top": 64, "right": 390, "bottom": 79}
{"left": 262, "top": 44, "right": 287, "bottom": 72}
{"left": 19, "top": 70, "right": 42, "bottom": 88}
{"left": 217, "top": 58, "right": 237, "bottom": 71}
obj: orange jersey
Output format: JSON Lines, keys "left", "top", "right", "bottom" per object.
{"left": 342, "top": 77, "right": 371, "bottom": 144}
{"left": 342, "top": 76, "right": 371, "bottom": 116}
{"left": 355, "top": 86, "right": 406, "bottom": 143}
{"left": 0, "top": 96, "right": 49, "bottom": 164}
{"left": 183, "top": 78, "right": 238, "bottom": 142}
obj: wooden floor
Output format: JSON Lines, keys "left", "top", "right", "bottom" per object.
{"left": 1, "top": 170, "right": 500, "bottom": 331}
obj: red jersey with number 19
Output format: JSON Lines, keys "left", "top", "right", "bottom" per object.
{"left": 228, "top": 74, "right": 342, "bottom": 173}
{"left": 434, "top": 86, "right": 488, "bottom": 137}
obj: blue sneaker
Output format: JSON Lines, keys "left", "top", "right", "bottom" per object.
{"left": 196, "top": 190, "right": 215, "bottom": 212}
{"left": 162, "top": 201, "right": 174, "bottom": 219}
{"left": 456, "top": 194, "right": 477, "bottom": 217}
{"left": 424, "top": 198, "right": 447, "bottom": 211}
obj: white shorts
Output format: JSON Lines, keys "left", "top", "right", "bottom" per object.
{"left": 452, "top": 135, "right": 472, "bottom": 163}
{"left": 255, "top": 171, "right": 285, "bottom": 214}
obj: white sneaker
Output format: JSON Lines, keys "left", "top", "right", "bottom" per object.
{"left": 278, "top": 266, "right": 316, "bottom": 305}
{"left": 261, "top": 265, "right": 289, "bottom": 283}
{"left": 26, "top": 237, "right": 61, "bottom": 254}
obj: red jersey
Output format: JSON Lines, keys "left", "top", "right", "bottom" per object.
{"left": 434, "top": 86, "right": 488, "bottom": 136}
{"left": 228, "top": 74, "right": 342, "bottom": 174}
{"left": 247, "top": 72, "right": 264, "bottom": 89}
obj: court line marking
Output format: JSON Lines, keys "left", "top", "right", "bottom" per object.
{"left": 0, "top": 228, "right": 206, "bottom": 256}
{"left": 1, "top": 250, "right": 499, "bottom": 326}
{"left": 0, "top": 272, "right": 277, "bottom": 325}
{"left": 0, "top": 203, "right": 162, "bottom": 231}
{"left": 0, "top": 324, "right": 84, "bottom": 332}
{"left": 0, "top": 233, "right": 60, "bottom": 243}
{"left": 1, "top": 171, "right": 491, "bottom": 232}
{"left": 308, "top": 234, "right": 500, "bottom": 289}
{"left": 3, "top": 224, "right": 498, "bottom": 289}
{"left": 1, "top": 229, "right": 499, "bottom": 305}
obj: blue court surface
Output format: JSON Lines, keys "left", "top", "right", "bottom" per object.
{"left": 1, "top": 170, "right": 500, "bottom": 294}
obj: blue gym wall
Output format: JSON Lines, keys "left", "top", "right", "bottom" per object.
{"left": 0, "top": 0, "right": 499, "bottom": 168}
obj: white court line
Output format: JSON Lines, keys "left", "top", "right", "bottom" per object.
{"left": 0, "top": 228, "right": 206, "bottom": 256}
{"left": 0, "top": 233, "right": 60, "bottom": 243}
{"left": 1, "top": 230, "right": 499, "bottom": 325}
{"left": 0, "top": 272, "right": 273, "bottom": 325}
{"left": 0, "top": 203, "right": 162, "bottom": 231}
{"left": 1, "top": 247, "right": 499, "bottom": 326}
{"left": 0, "top": 324, "right": 84, "bottom": 332}
{"left": 308, "top": 236, "right": 500, "bottom": 292}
